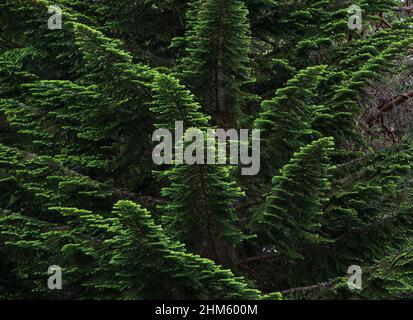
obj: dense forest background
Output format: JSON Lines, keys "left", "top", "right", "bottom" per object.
{"left": 1, "top": 0, "right": 413, "bottom": 300}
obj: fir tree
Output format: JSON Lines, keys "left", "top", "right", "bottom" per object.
{"left": 160, "top": 162, "right": 246, "bottom": 266}
{"left": 2, "top": 0, "right": 413, "bottom": 301}
{"left": 254, "top": 65, "right": 329, "bottom": 174}
{"left": 180, "top": 0, "right": 253, "bottom": 126}
{"left": 252, "top": 137, "right": 335, "bottom": 260}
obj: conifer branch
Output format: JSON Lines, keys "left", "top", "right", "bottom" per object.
{"left": 280, "top": 281, "right": 335, "bottom": 296}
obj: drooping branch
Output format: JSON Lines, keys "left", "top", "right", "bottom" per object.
{"left": 348, "top": 11, "right": 393, "bottom": 42}
{"left": 392, "top": 5, "right": 413, "bottom": 12}
{"left": 237, "top": 253, "right": 279, "bottom": 265}
{"left": 392, "top": 0, "right": 413, "bottom": 12}
{"left": 378, "top": 12, "right": 392, "bottom": 29}
{"left": 366, "top": 91, "right": 413, "bottom": 126}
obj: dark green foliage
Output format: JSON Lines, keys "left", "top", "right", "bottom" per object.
{"left": 1, "top": 0, "right": 413, "bottom": 300}
{"left": 254, "top": 65, "right": 329, "bottom": 173}
{"left": 363, "top": 245, "right": 413, "bottom": 299}
{"left": 73, "top": 0, "right": 187, "bottom": 64}
{"left": 0, "top": 143, "right": 114, "bottom": 216}
{"left": 160, "top": 163, "right": 246, "bottom": 266}
{"left": 96, "top": 200, "right": 266, "bottom": 299}
{"left": 150, "top": 73, "right": 210, "bottom": 132}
